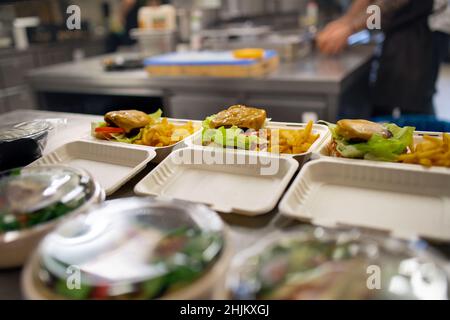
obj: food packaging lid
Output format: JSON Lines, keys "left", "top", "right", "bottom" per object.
{"left": 0, "top": 166, "right": 97, "bottom": 233}
{"left": 226, "top": 227, "right": 449, "bottom": 300}
{"left": 0, "top": 121, "right": 51, "bottom": 142}
{"left": 32, "top": 197, "right": 226, "bottom": 300}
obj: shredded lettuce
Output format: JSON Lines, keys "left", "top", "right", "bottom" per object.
{"left": 323, "top": 121, "right": 415, "bottom": 161}
{"left": 110, "top": 130, "right": 142, "bottom": 144}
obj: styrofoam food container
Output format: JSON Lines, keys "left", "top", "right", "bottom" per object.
{"left": 279, "top": 158, "right": 450, "bottom": 241}
{"left": 134, "top": 147, "right": 299, "bottom": 216}
{"left": 0, "top": 166, "right": 104, "bottom": 269}
{"left": 186, "top": 121, "right": 331, "bottom": 167}
{"left": 317, "top": 130, "right": 449, "bottom": 170}
{"left": 86, "top": 118, "right": 202, "bottom": 163}
{"left": 215, "top": 226, "right": 450, "bottom": 300}
{"left": 22, "top": 197, "right": 232, "bottom": 300}
{"left": 29, "top": 140, "right": 156, "bottom": 196}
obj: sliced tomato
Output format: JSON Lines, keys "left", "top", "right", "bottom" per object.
{"left": 95, "top": 127, "right": 125, "bottom": 134}
{"left": 91, "top": 284, "right": 110, "bottom": 300}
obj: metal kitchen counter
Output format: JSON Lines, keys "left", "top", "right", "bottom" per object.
{"left": 27, "top": 46, "right": 375, "bottom": 122}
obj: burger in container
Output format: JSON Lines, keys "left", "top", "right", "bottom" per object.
{"left": 0, "top": 166, "right": 104, "bottom": 269}
{"left": 218, "top": 227, "right": 449, "bottom": 300}
{"left": 22, "top": 197, "right": 231, "bottom": 300}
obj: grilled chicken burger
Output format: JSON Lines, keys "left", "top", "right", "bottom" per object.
{"left": 208, "top": 105, "right": 267, "bottom": 130}
{"left": 94, "top": 109, "right": 161, "bottom": 142}
{"left": 104, "top": 110, "right": 151, "bottom": 133}
{"left": 324, "top": 119, "right": 415, "bottom": 161}
{"left": 202, "top": 105, "right": 267, "bottom": 149}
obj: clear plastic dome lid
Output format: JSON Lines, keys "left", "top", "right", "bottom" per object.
{"left": 34, "top": 198, "right": 226, "bottom": 299}
{"left": 0, "top": 166, "right": 96, "bottom": 233}
{"left": 227, "top": 227, "right": 449, "bottom": 300}
{"left": 0, "top": 121, "right": 51, "bottom": 142}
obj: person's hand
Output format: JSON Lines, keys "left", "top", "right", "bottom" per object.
{"left": 316, "top": 19, "right": 353, "bottom": 55}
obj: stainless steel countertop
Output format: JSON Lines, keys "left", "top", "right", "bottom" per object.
{"left": 27, "top": 46, "right": 375, "bottom": 96}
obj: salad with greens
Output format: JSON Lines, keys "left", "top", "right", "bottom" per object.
{"left": 228, "top": 229, "right": 450, "bottom": 300}
{"left": 33, "top": 199, "right": 225, "bottom": 300}
{"left": 39, "top": 227, "right": 223, "bottom": 300}
{"left": 0, "top": 167, "right": 93, "bottom": 233}
{"left": 230, "top": 238, "right": 372, "bottom": 300}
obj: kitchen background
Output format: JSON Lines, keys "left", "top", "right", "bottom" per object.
{"left": 0, "top": 0, "right": 448, "bottom": 122}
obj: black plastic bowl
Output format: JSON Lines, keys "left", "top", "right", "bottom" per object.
{"left": 0, "top": 121, "right": 50, "bottom": 171}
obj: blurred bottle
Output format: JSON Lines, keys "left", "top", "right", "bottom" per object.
{"left": 138, "top": 4, "right": 176, "bottom": 31}
{"left": 300, "top": 1, "right": 319, "bottom": 32}
{"left": 190, "top": 9, "right": 203, "bottom": 51}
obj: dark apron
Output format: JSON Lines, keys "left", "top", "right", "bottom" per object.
{"left": 372, "top": 0, "right": 434, "bottom": 116}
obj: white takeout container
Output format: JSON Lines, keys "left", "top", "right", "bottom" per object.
{"left": 279, "top": 158, "right": 450, "bottom": 241}
{"left": 186, "top": 121, "right": 331, "bottom": 167}
{"left": 29, "top": 140, "right": 156, "bottom": 196}
{"left": 134, "top": 147, "right": 299, "bottom": 216}
{"left": 87, "top": 118, "right": 202, "bottom": 163}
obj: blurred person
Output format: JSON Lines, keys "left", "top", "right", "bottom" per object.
{"left": 317, "top": 0, "right": 436, "bottom": 117}
{"left": 106, "top": 0, "right": 141, "bottom": 52}
{"left": 428, "top": 0, "right": 450, "bottom": 111}
{"left": 106, "top": 0, "right": 166, "bottom": 52}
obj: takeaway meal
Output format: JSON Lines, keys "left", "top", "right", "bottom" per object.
{"left": 23, "top": 198, "right": 227, "bottom": 300}
{"left": 92, "top": 109, "right": 197, "bottom": 147}
{"left": 4, "top": 107, "right": 450, "bottom": 300}
{"left": 225, "top": 228, "right": 450, "bottom": 300}
{"left": 322, "top": 119, "right": 415, "bottom": 161}
{"left": 323, "top": 119, "right": 450, "bottom": 168}
{"left": 202, "top": 105, "right": 320, "bottom": 154}
{"left": 398, "top": 133, "right": 450, "bottom": 168}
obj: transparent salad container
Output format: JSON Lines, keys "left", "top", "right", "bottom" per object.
{"left": 22, "top": 197, "right": 231, "bottom": 300}
{"left": 0, "top": 166, "right": 104, "bottom": 269}
{"left": 218, "top": 227, "right": 449, "bottom": 300}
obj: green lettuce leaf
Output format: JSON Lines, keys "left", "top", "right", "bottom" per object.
{"left": 110, "top": 130, "right": 143, "bottom": 144}
{"left": 323, "top": 122, "right": 415, "bottom": 161}
{"left": 202, "top": 125, "right": 260, "bottom": 150}
{"left": 149, "top": 109, "right": 163, "bottom": 122}
{"left": 201, "top": 114, "right": 263, "bottom": 150}
{"left": 202, "top": 116, "right": 217, "bottom": 144}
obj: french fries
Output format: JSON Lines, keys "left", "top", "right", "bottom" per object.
{"left": 268, "top": 121, "right": 319, "bottom": 155}
{"left": 135, "top": 118, "right": 196, "bottom": 147}
{"left": 397, "top": 133, "right": 450, "bottom": 167}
